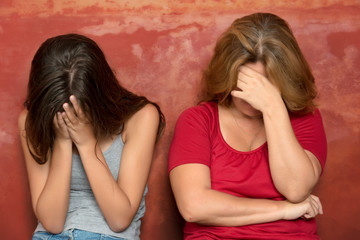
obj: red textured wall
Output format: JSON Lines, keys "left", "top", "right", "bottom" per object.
{"left": 1, "top": 1, "right": 359, "bottom": 239}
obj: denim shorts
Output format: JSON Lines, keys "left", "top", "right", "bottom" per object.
{"left": 32, "top": 229, "right": 126, "bottom": 240}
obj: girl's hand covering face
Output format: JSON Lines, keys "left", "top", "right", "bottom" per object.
{"left": 61, "top": 95, "right": 95, "bottom": 147}
{"left": 231, "top": 65, "right": 282, "bottom": 113}
{"left": 53, "top": 112, "right": 71, "bottom": 142}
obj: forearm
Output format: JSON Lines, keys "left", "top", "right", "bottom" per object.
{"left": 78, "top": 144, "right": 134, "bottom": 232}
{"left": 59, "top": 99, "right": 158, "bottom": 232}
{"left": 35, "top": 140, "right": 72, "bottom": 233}
{"left": 179, "top": 188, "right": 288, "bottom": 226}
{"left": 263, "top": 102, "right": 319, "bottom": 202}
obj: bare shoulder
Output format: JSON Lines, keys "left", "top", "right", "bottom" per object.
{"left": 129, "top": 104, "right": 159, "bottom": 125}
{"left": 123, "top": 104, "right": 160, "bottom": 142}
{"left": 18, "top": 109, "right": 28, "bottom": 132}
{"left": 136, "top": 103, "right": 159, "bottom": 118}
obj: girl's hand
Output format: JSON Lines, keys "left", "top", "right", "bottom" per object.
{"left": 231, "top": 65, "right": 283, "bottom": 113}
{"left": 53, "top": 112, "right": 71, "bottom": 142}
{"left": 283, "top": 195, "right": 323, "bottom": 220}
{"left": 61, "top": 95, "right": 95, "bottom": 148}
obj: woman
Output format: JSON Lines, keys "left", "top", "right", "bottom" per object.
{"left": 168, "top": 13, "right": 327, "bottom": 239}
{"left": 19, "top": 34, "right": 165, "bottom": 239}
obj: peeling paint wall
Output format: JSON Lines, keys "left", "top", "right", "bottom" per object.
{"left": 0, "top": 0, "right": 359, "bottom": 239}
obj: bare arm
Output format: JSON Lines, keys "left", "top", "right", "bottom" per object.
{"left": 263, "top": 102, "right": 322, "bottom": 202}
{"left": 61, "top": 96, "right": 159, "bottom": 232}
{"left": 19, "top": 110, "right": 72, "bottom": 234}
{"left": 170, "top": 163, "right": 322, "bottom": 226}
{"left": 232, "top": 65, "right": 322, "bottom": 202}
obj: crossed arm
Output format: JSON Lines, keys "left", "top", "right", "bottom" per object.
{"left": 170, "top": 164, "right": 322, "bottom": 226}
{"left": 170, "top": 65, "right": 324, "bottom": 226}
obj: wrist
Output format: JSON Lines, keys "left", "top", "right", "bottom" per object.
{"left": 262, "top": 98, "right": 287, "bottom": 120}
{"left": 54, "top": 137, "right": 72, "bottom": 149}
{"left": 76, "top": 140, "right": 105, "bottom": 166}
{"left": 279, "top": 200, "right": 291, "bottom": 220}
{"left": 52, "top": 138, "right": 73, "bottom": 164}
{"left": 281, "top": 200, "right": 307, "bottom": 221}
{"left": 75, "top": 138, "right": 98, "bottom": 153}
{"left": 278, "top": 200, "right": 299, "bottom": 221}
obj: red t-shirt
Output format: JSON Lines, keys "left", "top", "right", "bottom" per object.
{"left": 168, "top": 101, "right": 327, "bottom": 240}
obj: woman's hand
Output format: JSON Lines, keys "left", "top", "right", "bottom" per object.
{"left": 283, "top": 195, "right": 323, "bottom": 220}
{"left": 20, "top": 109, "right": 73, "bottom": 234}
{"left": 231, "top": 65, "right": 283, "bottom": 113}
{"left": 53, "top": 112, "right": 71, "bottom": 142}
{"left": 61, "top": 95, "right": 95, "bottom": 148}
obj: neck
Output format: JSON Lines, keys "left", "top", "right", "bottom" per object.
{"left": 221, "top": 103, "right": 265, "bottom": 151}
{"left": 230, "top": 102, "right": 263, "bottom": 120}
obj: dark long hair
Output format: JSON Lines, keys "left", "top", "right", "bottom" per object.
{"left": 25, "top": 33, "right": 165, "bottom": 164}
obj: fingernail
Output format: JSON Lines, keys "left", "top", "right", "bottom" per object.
{"left": 63, "top": 103, "right": 68, "bottom": 109}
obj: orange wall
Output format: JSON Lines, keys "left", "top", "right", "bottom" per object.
{"left": 0, "top": 1, "right": 359, "bottom": 239}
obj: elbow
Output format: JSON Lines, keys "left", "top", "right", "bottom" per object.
{"left": 281, "top": 188, "right": 311, "bottom": 203}
{"left": 178, "top": 199, "right": 206, "bottom": 223}
{"left": 42, "top": 222, "right": 64, "bottom": 235}
{"left": 284, "top": 193, "right": 308, "bottom": 203}
{"left": 180, "top": 206, "right": 197, "bottom": 223}
{"left": 37, "top": 214, "right": 65, "bottom": 234}
{"left": 108, "top": 216, "right": 133, "bottom": 233}
{"left": 275, "top": 179, "right": 315, "bottom": 203}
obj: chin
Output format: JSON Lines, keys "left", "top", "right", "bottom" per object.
{"left": 238, "top": 100, "right": 263, "bottom": 118}
{"left": 245, "top": 109, "right": 262, "bottom": 119}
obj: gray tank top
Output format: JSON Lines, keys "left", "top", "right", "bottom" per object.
{"left": 35, "top": 133, "right": 147, "bottom": 239}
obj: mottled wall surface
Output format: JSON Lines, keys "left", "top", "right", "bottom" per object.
{"left": 0, "top": 0, "right": 359, "bottom": 239}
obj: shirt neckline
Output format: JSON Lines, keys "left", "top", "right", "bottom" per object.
{"left": 213, "top": 102, "right": 267, "bottom": 154}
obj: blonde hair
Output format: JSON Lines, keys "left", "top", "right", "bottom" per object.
{"left": 203, "top": 12, "right": 317, "bottom": 114}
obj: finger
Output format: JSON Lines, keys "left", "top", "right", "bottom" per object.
{"left": 61, "top": 111, "right": 72, "bottom": 126}
{"left": 312, "top": 198, "right": 320, "bottom": 214}
{"left": 231, "top": 90, "right": 245, "bottom": 99}
{"left": 239, "top": 65, "right": 272, "bottom": 88}
{"left": 63, "top": 103, "right": 78, "bottom": 124}
{"left": 311, "top": 195, "right": 323, "bottom": 214}
{"left": 240, "top": 65, "right": 266, "bottom": 79}
{"left": 310, "top": 202, "right": 318, "bottom": 217}
{"left": 301, "top": 197, "right": 315, "bottom": 219}
{"left": 69, "top": 95, "right": 85, "bottom": 119}
{"left": 235, "top": 78, "right": 254, "bottom": 96}
{"left": 238, "top": 71, "right": 265, "bottom": 91}
{"left": 236, "top": 79, "right": 247, "bottom": 91}
{"left": 304, "top": 208, "right": 315, "bottom": 219}
{"left": 237, "top": 71, "right": 253, "bottom": 84}
{"left": 57, "top": 112, "right": 67, "bottom": 128}
{"left": 307, "top": 196, "right": 317, "bottom": 212}
{"left": 309, "top": 199, "right": 320, "bottom": 218}
{"left": 317, "top": 200, "right": 323, "bottom": 215}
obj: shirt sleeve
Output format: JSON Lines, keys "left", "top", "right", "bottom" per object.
{"left": 291, "top": 109, "right": 327, "bottom": 171}
{"left": 168, "top": 105, "right": 212, "bottom": 173}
